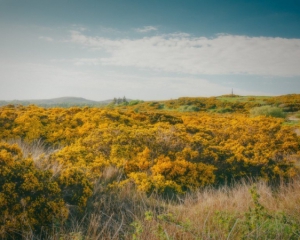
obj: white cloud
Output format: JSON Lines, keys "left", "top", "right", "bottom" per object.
{"left": 39, "top": 36, "right": 54, "bottom": 42}
{"left": 73, "top": 58, "right": 102, "bottom": 66}
{"left": 135, "top": 26, "right": 158, "bottom": 33}
{"left": 0, "top": 62, "right": 91, "bottom": 100}
{"left": 69, "top": 31, "right": 300, "bottom": 77}
{"left": 0, "top": 59, "right": 270, "bottom": 101}
{"left": 98, "top": 73, "right": 269, "bottom": 99}
{"left": 71, "top": 24, "right": 87, "bottom": 32}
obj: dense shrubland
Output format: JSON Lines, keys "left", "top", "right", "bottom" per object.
{"left": 0, "top": 95, "right": 300, "bottom": 239}
{"left": 109, "top": 94, "right": 300, "bottom": 114}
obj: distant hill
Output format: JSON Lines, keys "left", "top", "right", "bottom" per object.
{"left": 0, "top": 97, "right": 113, "bottom": 107}
{"left": 2, "top": 95, "right": 300, "bottom": 114}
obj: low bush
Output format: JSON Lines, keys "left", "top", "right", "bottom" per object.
{"left": 250, "top": 105, "right": 286, "bottom": 118}
{"left": 0, "top": 142, "right": 68, "bottom": 238}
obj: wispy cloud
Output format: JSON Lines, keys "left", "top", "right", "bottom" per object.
{"left": 71, "top": 24, "right": 87, "bottom": 32}
{"left": 39, "top": 36, "right": 54, "bottom": 42}
{"left": 69, "top": 31, "right": 300, "bottom": 77}
{"left": 135, "top": 26, "right": 158, "bottom": 33}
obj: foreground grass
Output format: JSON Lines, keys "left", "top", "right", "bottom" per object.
{"left": 3, "top": 139, "right": 300, "bottom": 239}
{"left": 28, "top": 177, "right": 299, "bottom": 240}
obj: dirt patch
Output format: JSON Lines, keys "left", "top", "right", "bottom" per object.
{"left": 289, "top": 116, "right": 300, "bottom": 121}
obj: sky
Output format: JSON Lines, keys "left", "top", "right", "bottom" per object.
{"left": 0, "top": 0, "right": 300, "bottom": 101}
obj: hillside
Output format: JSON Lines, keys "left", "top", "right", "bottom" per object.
{"left": 110, "top": 94, "right": 300, "bottom": 120}
{"left": 0, "top": 94, "right": 300, "bottom": 239}
{"left": 0, "top": 96, "right": 111, "bottom": 107}
{"left": 2, "top": 94, "right": 300, "bottom": 114}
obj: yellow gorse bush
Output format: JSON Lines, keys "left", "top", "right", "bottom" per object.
{"left": 0, "top": 104, "right": 299, "bottom": 235}
{"left": 0, "top": 142, "right": 68, "bottom": 238}
{"left": 0, "top": 106, "right": 299, "bottom": 183}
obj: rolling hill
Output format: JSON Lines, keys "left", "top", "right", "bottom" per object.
{"left": 0, "top": 97, "right": 112, "bottom": 107}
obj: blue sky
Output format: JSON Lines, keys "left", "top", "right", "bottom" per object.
{"left": 0, "top": 0, "right": 300, "bottom": 100}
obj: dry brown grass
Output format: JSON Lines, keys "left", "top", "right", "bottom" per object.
{"left": 7, "top": 179, "right": 300, "bottom": 239}
{"left": 4, "top": 139, "right": 300, "bottom": 239}
{"left": 8, "top": 138, "right": 63, "bottom": 176}
{"left": 39, "top": 178, "right": 300, "bottom": 240}
{"left": 131, "top": 179, "right": 300, "bottom": 240}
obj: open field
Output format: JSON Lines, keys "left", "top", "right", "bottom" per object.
{"left": 216, "top": 95, "right": 272, "bottom": 104}
{"left": 1, "top": 94, "right": 300, "bottom": 239}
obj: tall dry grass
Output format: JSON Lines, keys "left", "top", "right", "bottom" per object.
{"left": 37, "top": 178, "right": 299, "bottom": 240}
{"left": 126, "top": 179, "right": 300, "bottom": 240}
{"left": 8, "top": 138, "right": 63, "bottom": 176}
{"left": 4, "top": 140, "right": 300, "bottom": 239}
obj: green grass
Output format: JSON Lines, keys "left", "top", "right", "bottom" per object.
{"left": 216, "top": 95, "right": 271, "bottom": 104}
{"left": 283, "top": 120, "right": 300, "bottom": 126}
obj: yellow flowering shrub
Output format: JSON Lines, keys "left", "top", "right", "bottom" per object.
{"left": 0, "top": 105, "right": 299, "bottom": 197}
{"left": 0, "top": 142, "right": 68, "bottom": 238}
{"left": 57, "top": 167, "right": 93, "bottom": 210}
{"left": 150, "top": 155, "right": 216, "bottom": 193}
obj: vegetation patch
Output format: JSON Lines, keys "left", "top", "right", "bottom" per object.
{"left": 250, "top": 105, "right": 287, "bottom": 118}
{"left": 0, "top": 95, "right": 300, "bottom": 238}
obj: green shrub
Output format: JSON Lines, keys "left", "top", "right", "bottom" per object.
{"left": 250, "top": 105, "right": 286, "bottom": 118}
{"left": 129, "top": 100, "right": 143, "bottom": 106}
{"left": 216, "top": 107, "right": 232, "bottom": 113}
{"left": 178, "top": 105, "right": 200, "bottom": 112}
{"left": 241, "top": 185, "right": 300, "bottom": 239}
